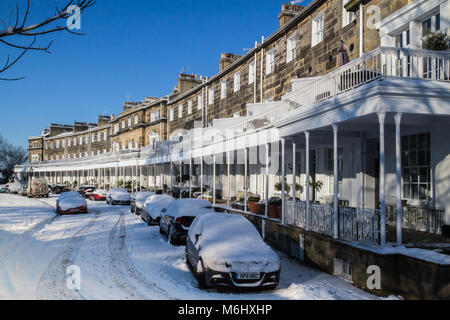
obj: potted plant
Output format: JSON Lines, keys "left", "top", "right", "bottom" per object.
{"left": 309, "top": 179, "right": 324, "bottom": 202}
{"left": 274, "top": 179, "right": 291, "bottom": 195}
{"left": 248, "top": 195, "right": 262, "bottom": 214}
{"left": 267, "top": 197, "right": 282, "bottom": 219}
{"left": 423, "top": 31, "right": 449, "bottom": 51}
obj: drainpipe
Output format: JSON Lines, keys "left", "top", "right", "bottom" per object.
{"left": 359, "top": 3, "right": 364, "bottom": 57}
{"left": 254, "top": 41, "right": 257, "bottom": 104}
{"left": 260, "top": 36, "right": 265, "bottom": 103}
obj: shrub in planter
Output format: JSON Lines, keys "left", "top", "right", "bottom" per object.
{"left": 248, "top": 195, "right": 261, "bottom": 213}
{"left": 268, "top": 197, "right": 282, "bottom": 219}
{"left": 251, "top": 202, "right": 265, "bottom": 215}
{"left": 423, "top": 31, "right": 450, "bottom": 51}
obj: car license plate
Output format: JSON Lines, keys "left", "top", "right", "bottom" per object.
{"left": 237, "top": 273, "right": 260, "bottom": 280}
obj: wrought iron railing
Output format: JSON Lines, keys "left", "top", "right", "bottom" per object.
{"left": 285, "top": 201, "right": 381, "bottom": 247}
{"left": 386, "top": 205, "right": 445, "bottom": 234}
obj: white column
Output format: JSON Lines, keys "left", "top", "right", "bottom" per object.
{"left": 213, "top": 154, "right": 216, "bottom": 205}
{"left": 292, "top": 142, "right": 296, "bottom": 202}
{"left": 395, "top": 113, "right": 403, "bottom": 246}
{"left": 179, "top": 161, "right": 182, "bottom": 199}
{"left": 265, "top": 143, "right": 269, "bottom": 217}
{"left": 305, "top": 132, "right": 311, "bottom": 231}
{"left": 200, "top": 155, "right": 204, "bottom": 196}
{"left": 161, "top": 162, "right": 165, "bottom": 192}
{"left": 227, "top": 151, "right": 231, "bottom": 208}
{"left": 244, "top": 148, "right": 248, "bottom": 213}
{"left": 333, "top": 124, "right": 339, "bottom": 239}
{"left": 378, "top": 112, "right": 387, "bottom": 247}
{"left": 170, "top": 162, "right": 173, "bottom": 190}
{"left": 189, "top": 157, "right": 193, "bottom": 198}
{"left": 281, "top": 138, "right": 286, "bottom": 224}
{"left": 154, "top": 163, "right": 157, "bottom": 191}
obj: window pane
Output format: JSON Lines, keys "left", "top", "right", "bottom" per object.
{"left": 402, "top": 152, "right": 409, "bottom": 167}
{"left": 426, "top": 150, "right": 431, "bottom": 166}
{"left": 402, "top": 136, "right": 408, "bottom": 150}
{"left": 426, "top": 133, "right": 431, "bottom": 149}
{"left": 418, "top": 150, "right": 426, "bottom": 166}
{"left": 403, "top": 184, "right": 411, "bottom": 199}
{"left": 419, "top": 168, "right": 428, "bottom": 183}
{"left": 411, "top": 168, "right": 419, "bottom": 183}
{"left": 418, "top": 133, "right": 426, "bottom": 149}
{"left": 409, "top": 151, "right": 417, "bottom": 166}
{"left": 411, "top": 184, "right": 419, "bottom": 199}
{"left": 436, "top": 14, "right": 440, "bottom": 31}
{"left": 409, "top": 135, "right": 417, "bottom": 150}
{"left": 403, "top": 168, "right": 411, "bottom": 182}
{"left": 419, "top": 184, "right": 428, "bottom": 200}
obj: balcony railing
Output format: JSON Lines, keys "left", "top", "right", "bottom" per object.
{"left": 229, "top": 46, "right": 450, "bottom": 133}
{"left": 386, "top": 205, "right": 445, "bottom": 234}
{"left": 286, "top": 201, "right": 381, "bottom": 247}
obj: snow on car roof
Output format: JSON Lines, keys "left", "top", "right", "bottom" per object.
{"left": 134, "top": 191, "right": 154, "bottom": 200}
{"left": 166, "top": 199, "right": 214, "bottom": 218}
{"left": 189, "top": 212, "right": 262, "bottom": 243}
{"left": 59, "top": 192, "right": 81, "bottom": 199}
{"left": 109, "top": 188, "right": 129, "bottom": 194}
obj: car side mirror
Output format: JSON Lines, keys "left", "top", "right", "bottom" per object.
{"left": 161, "top": 208, "right": 167, "bottom": 213}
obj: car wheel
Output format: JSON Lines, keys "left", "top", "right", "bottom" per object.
{"left": 196, "top": 260, "right": 207, "bottom": 289}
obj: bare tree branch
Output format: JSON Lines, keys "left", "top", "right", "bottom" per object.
{"left": 0, "top": 0, "right": 95, "bottom": 80}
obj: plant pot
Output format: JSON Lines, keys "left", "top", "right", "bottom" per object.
{"left": 268, "top": 205, "right": 281, "bottom": 219}
{"left": 250, "top": 202, "right": 265, "bottom": 215}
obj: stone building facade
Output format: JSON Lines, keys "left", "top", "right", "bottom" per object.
{"left": 28, "top": 0, "right": 449, "bottom": 162}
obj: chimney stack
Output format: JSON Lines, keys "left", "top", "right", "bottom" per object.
{"left": 177, "top": 73, "right": 202, "bottom": 94}
{"left": 219, "top": 53, "right": 241, "bottom": 72}
{"left": 278, "top": 3, "right": 303, "bottom": 28}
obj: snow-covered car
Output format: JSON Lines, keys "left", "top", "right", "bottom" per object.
{"left": 7, "top": 182, "right": 24, "bottom": 194}
{"left": 131, "top": 191, "right": 154, "bottom": 214}
{"left": 89, "top": 189, "right": 107, "bottom": 201}
{"left": 56, "top": 192, "right": 88, "bottom": 215}
{"left": 186, "top": 212, "right": 280, "bottom": 290}
{"left": 159, "top": 199, "right": 215, "bottom": 245}
{"left": 106, "top": 188, "right": 131, "bottom": 206}
{"left": 141, "top": 195, "right": 175, "bottom": 225}
{"left": 0, "top": 185, "right": 7, "bottom": 193}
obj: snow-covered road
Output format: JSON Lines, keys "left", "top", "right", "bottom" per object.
{"left": 0, "top": 194, "right": 380, "bottom": 300}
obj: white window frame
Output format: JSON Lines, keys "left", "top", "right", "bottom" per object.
{"left": 221, "top": 80, "right": 227, "bottom": 99}
{"left": 342, "top": 0, "right": 356, "bottom": 27}
{"left": 197, "top": 94, "right": 203, "bottom": 110}
{"left": 312, "top": 12, "right": 325, "bottom": 47}
{"left": 208, "top": 88, "right": 214, "bottom": 105}
{"left": 249, "top": 60, "right": 256, "bottom": 84}
{"left": 234, "top": 71, "right": 241, "bottom": 92}
{"left": 135, "top": 115, "right": 139, "bottom": 125}
{"left": 178, "top": 104, "right": 183, "bottom": 119}
{"left": 287, "top": 32, "right": 297, "bottom": 63}
{"left": 169, "top": 109, "right": 174, "bottom": 122}
{"left": 127, "top": 118, "right": 131, "bottom": 127}
{"left": 188, "top": 100, "right": 193, "bottom": 115}
{"left": 266, "top": 50, "right": 275, "bottom": 75}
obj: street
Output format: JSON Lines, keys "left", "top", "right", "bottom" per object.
{"left": 0, "top": 194, "right": 380, "bottom": 300}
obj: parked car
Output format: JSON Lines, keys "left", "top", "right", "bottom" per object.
{"left": 6, "top": 182, "right": 24, "bottom": 194}
{"left": 186, "top": 212, "right": 280, "bottom": 290}
{"left": 0, "top": 184, "right": 7, "bottom": 193}
{"left": 131, "top": 191, "right": 154, "bottom": 214}
{"left": 82, "top": 186, "right": 96, "bottom": 199}
{"left": 89, "top": 189, "right": 107, "bottom": 201}
{"left": 77, "top": 186, "right": 96, "bottom": 197}
{"left": 27, "top": 178, "right": 49, "bottom": 198}
{"left": 51, "top": 185, "right": 70, "bottom": 195}
{"left": 56, "top": 192, "right": 88, "bottom": 215}
{"left": 106, "top": 188, "right": 131, "bottom": 205}
{"left": 141, "top": 195, "right": 175, "bottom": 225}
{"left": 159, "top": 199, "right": 215, "bottom": 245}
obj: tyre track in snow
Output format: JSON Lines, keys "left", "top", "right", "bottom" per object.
{"left": 35, "top": 209, "right": 101, "bottom": 300}
{"left": 108, "top": 209, "right": 173, "bottom": 300}
{"left": 0, "top": 198, "right": 58, "bottom": 264}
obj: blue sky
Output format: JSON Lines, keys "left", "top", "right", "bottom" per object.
{"left": 0, "top": 0, "right": 313, "bottom": 148}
